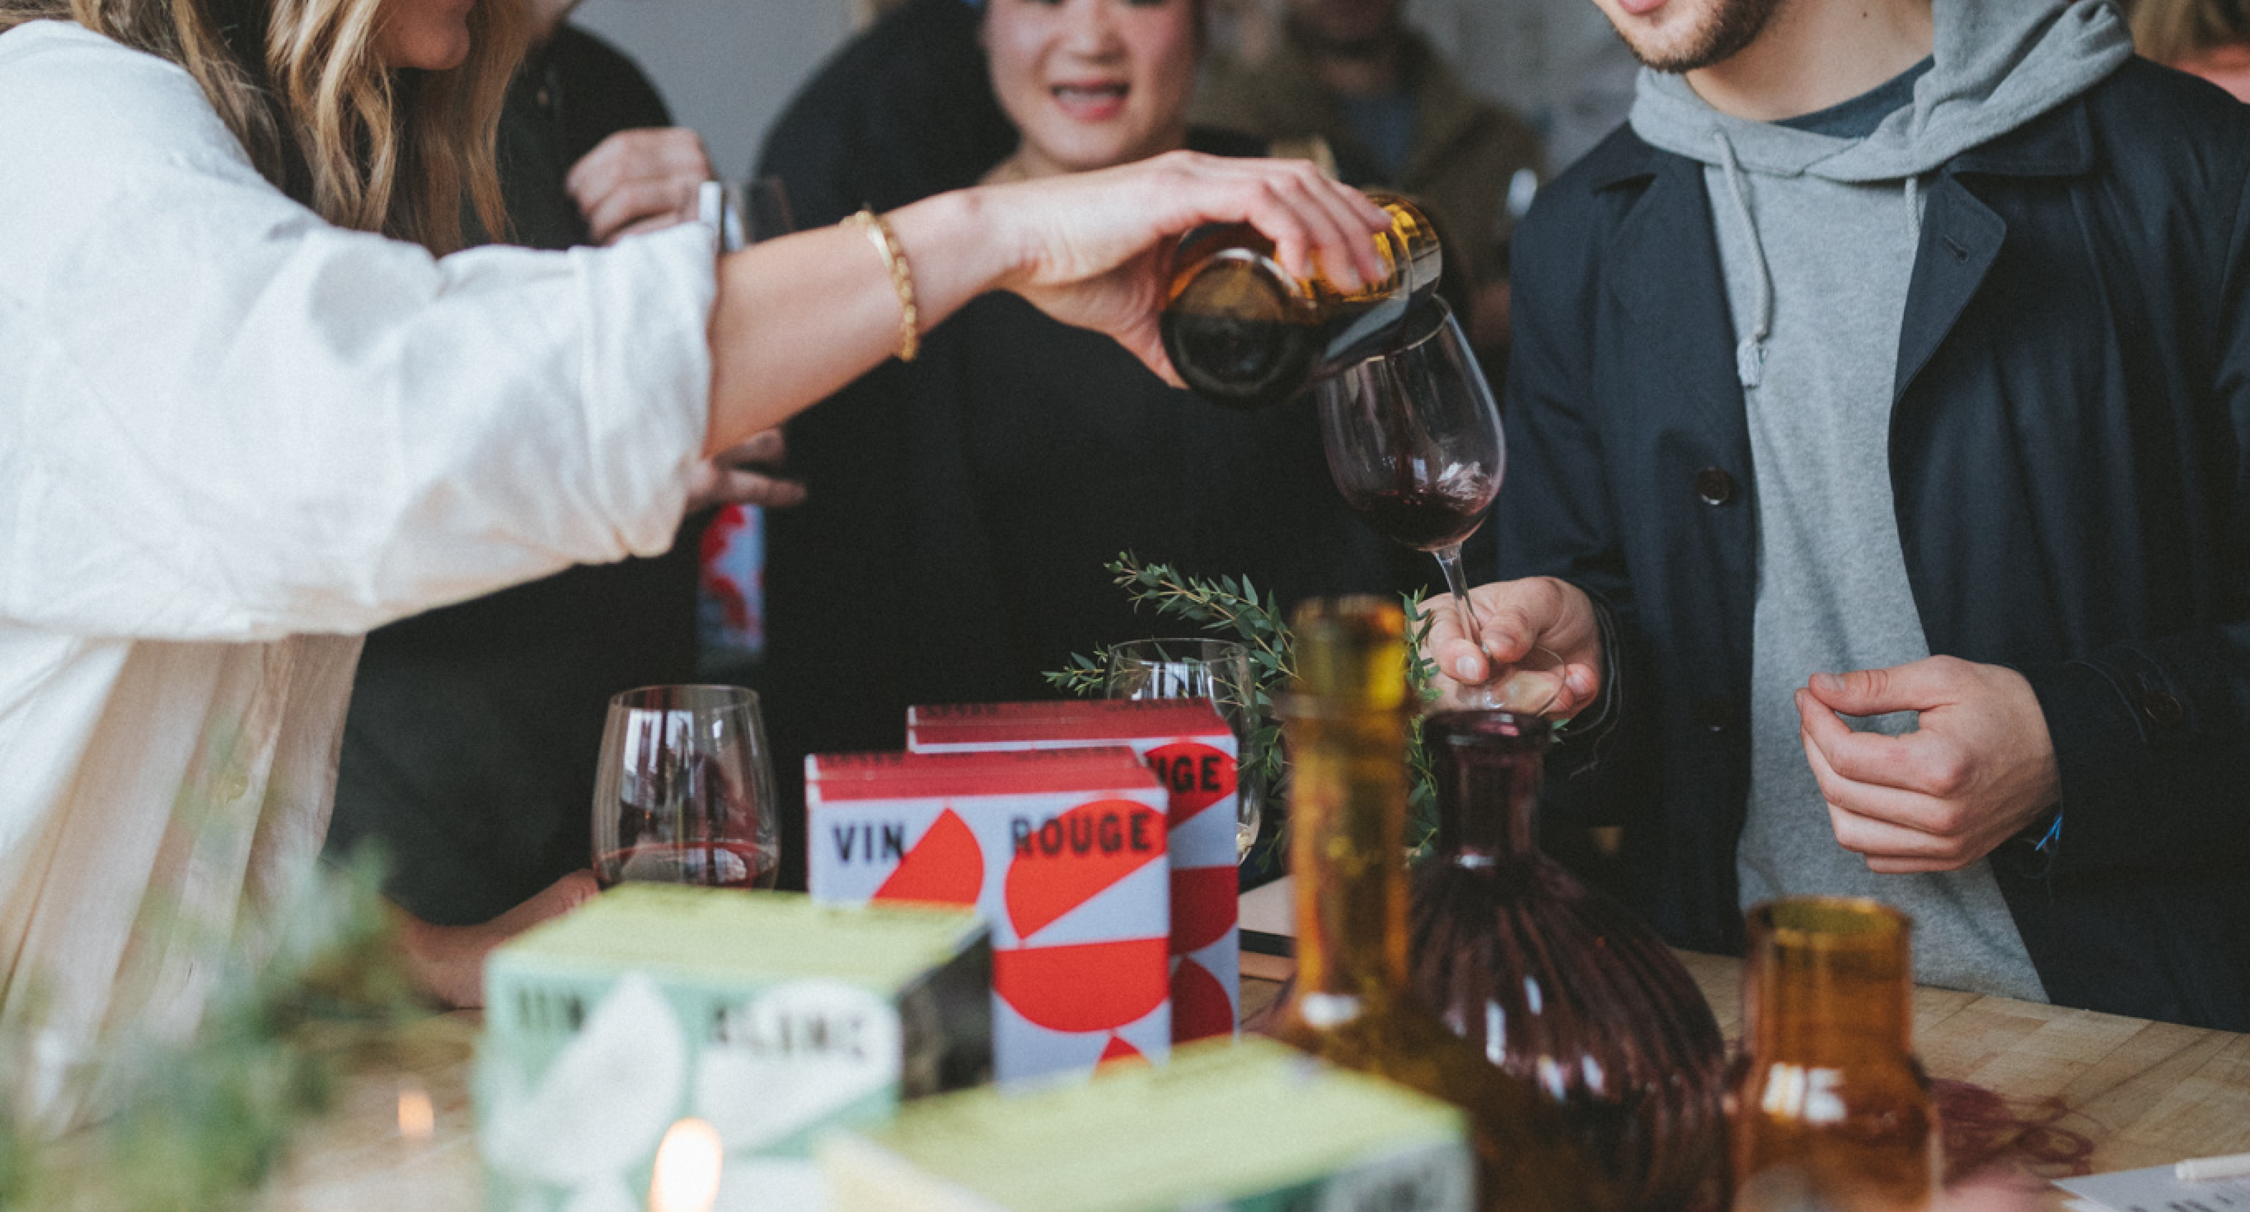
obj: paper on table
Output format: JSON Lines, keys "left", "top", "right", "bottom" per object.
{"left": 2057, "top": 1164, "right": 2250, "bottom": 1212}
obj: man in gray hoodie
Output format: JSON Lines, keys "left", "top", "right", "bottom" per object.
{"left": 1431, "top": 0, "right": 2250, "bottom": 1028}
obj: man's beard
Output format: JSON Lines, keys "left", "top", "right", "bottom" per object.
{"left": 1614, "top": 0, "right": 1788, "bottom": 73}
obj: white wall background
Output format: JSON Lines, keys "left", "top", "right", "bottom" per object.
{"left": 569, "top": 0, "right": 857, "bottom": 184}
{"left": 565, "top": 0, "right": 1638, "bottom": 184}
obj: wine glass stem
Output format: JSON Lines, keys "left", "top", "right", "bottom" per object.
{"left": 1433, "top": 543, "right": 1487, "bottom": 658}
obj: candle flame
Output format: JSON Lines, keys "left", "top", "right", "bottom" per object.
{"left": 396, "top": 1080, "right": 435, "bottom": 1142}
{"left": 649, "top": 1116, "right": 724, "bottom": 1212}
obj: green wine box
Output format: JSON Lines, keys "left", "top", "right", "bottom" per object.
{"left": 476, "top": 885, "right": 992, "bottom": 1211}
{"left": 817, "top": 1037, "right": 1473, "bottom": 1212}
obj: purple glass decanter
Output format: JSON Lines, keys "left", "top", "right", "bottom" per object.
{"left": 1410, "top": 709, "right": 1729, "bottom": 1212}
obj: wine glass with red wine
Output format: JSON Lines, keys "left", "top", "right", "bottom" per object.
{"left": 592, "top": 684, "right": 779, "bottom": 889}
{"left": 1314, "top": 298, "right": 1560, "bottom": 712}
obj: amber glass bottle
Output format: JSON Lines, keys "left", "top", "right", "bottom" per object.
{"left": 1268, "top": 597, "right": 1610, "bottom": 1212}
{"left": 1158, "top": 194, "right": 1443, "bottom": 410}
{"left": 1732, "top": 898, "right": 1936, "bottom": 1212}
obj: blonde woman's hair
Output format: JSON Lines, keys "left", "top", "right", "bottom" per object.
{"left": 2132, "top": 0, "right": 2250, "bottom": 67}
{"left": 0, "top": 0, "right": 525, "bottom": 253}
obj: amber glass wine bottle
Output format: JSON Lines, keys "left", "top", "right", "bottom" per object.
{"left": 1159, "top": 194, "right": 1443, "bottom": 410}
{"left": 1268, "top": 597, "right": 1613, "bottom": 1212}
{"left": 1732, "top": 898, "right": 1936, "bottom": 1212}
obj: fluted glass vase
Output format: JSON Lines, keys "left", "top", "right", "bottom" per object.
{"left": 1409, "top": 709, "right": 1729, "bottom": 1212}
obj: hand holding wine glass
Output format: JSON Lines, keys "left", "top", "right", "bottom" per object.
{"left": 1419, "top": 577, "right": 1605, "bottom": 717}
{"left": 1312, "top": 298, "right": 1581, "bottom": 715}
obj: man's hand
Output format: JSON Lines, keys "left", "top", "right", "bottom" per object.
{"left": 396, "top": 871, "right": 600, "bottom": 1008}
{"left": 566, "top": 127, "right": 713, "bottom": 246}
{"left": 1421, "top": 576, "right": 1603, "bottom": 717}
{"left": 684, "top": 428, "right": 806, "bottom": 514}
{"left": 1796, "top": 656, "right": 2060, "bottom": 874}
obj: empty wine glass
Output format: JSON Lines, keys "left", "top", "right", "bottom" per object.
{"left": 1103, "top": 637, "right": 1267, "bottom": 863}
{"left": 592, "top": 685, "right": 779, "bottom": 889}
{"left": 1313, "top": 297, "right": 1562, "bottom": 713}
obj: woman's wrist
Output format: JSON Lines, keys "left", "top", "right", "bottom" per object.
{"left": 884, "top": 186, "right": 1034, "bottom": 318}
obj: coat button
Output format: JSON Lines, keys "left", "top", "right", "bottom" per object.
{"left": 2140, "top": 689, "right": 2185, "bottom": 729}
{"left": 1691, "top": 696, "right": 1733, "bottom": 734}
{"left": 1693, "top": 468, "right": 1737, "bottom": 506}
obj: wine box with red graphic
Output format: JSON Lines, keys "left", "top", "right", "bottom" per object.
{"left": 818, "top": 1037, "right": 1474, "bottom": 1211}
{"left": 906, "top": 700, "right": 1242, "bottom": 1044}
{"left": 475, "top": 885, "right": 991, "bottom": 1212}
{"left": 806, "top": 747, "right": 1173, "bottom": 1083}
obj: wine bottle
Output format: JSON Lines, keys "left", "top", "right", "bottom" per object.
{"left": 1159, "top": 194, "right": 1443, "bottom": 410}
{"left": 1268, "top": 596, "right": 1613, "bottom": 1212}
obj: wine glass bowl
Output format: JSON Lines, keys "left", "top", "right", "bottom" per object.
{"left": 592, "top": 684, "right": 779, "bottom": 890}
{"left": 1315, "top": 296, "right": 1503, "bottom": 549}
{"left": 1314, "top": 299, "right": 1558, "bottom": 714}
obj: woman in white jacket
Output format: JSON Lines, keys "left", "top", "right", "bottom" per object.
{"left": 0, "top": 0, "right": 1387, "bottom": 1122}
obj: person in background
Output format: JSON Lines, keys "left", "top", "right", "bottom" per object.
{"left": 1399, "top": 0, "right": 1637, "bottom": 174}
{"left": 320, "top": 0, "right": 806, "bottom": 1009}
{"left": 1190, "top": 0, "right": 1545, "bottom": 360}
{"left": 2132, "top": 0, "right": 2250, "bottom": 100}
{"left": 1431, "top": 0, "right": 2250, "bottom": 1029}
{"left": 0, "top": 0, "right": 1391, "bottom": 1124}
{"left": 756, "top": 0, "right": 1429, "bottom": 891}
{"left": 757, "top": 0, "right": 1016, "bottom": 230}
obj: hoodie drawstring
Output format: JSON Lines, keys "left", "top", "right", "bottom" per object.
{"left": 1905, "top": 173, "right": 1924, "bottom": 246}
{"left": 1712, "top": 130, "right": 1772, "bottom": 390}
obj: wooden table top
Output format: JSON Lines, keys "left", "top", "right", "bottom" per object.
{"left": 251, "top": 949, "right": 2250, "bottom": 1210}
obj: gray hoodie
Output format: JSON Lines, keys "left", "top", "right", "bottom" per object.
{"left": 1625, "top": 0, "right": 2131, "bottom": 1000}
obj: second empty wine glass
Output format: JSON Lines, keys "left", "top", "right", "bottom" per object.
{"left": 592, "top": 684, "right": 779, "bottom": 890}
{"left": 1103, "top": 637, "right": 1267, "bottom": 863}
{"left": 1313, "top": 298, "right": 1560, "bottom": 713}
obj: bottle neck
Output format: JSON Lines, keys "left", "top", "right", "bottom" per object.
{"left": 1425, "top": 710, "right": 1550, "bottom": 865}
{"left": 1287, "top": 705, "right": 1413, "bottom": 1002}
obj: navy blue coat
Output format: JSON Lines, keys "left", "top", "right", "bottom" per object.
{"left": 1498, "top": 59, "right": 2250, "bottom": 1030}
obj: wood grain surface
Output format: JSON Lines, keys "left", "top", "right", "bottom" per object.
{"left": 250, "top": 951, "right": 2250, "bottom": 1209}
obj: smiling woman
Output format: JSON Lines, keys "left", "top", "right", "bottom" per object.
{"left": 983, "top": 0, "right": 1199, "bottom": 179}
{"left": 757, "top": 0, "right": 1427, "bottom": 893}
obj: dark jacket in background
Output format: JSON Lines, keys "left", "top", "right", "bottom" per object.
{"left": 751, "top": 0, "right": 1016, "bottom": 889}
{"left": 1500, "top": 59, "right": 2250, "bottom": 1030}
{"left": 1192, "top": 27, "right": 1544, "bottom": 291}
{"left": 753, "top": 0, "right": 1014, "bottom": 229}
{"left": 323, "top": 27, "right": 705, "bottom": 925}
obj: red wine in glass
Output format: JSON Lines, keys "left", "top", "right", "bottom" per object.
{"left": 1315, "top": 300, "right": 1560, "bottom": 712}
{"left": 592, "top": 685, "right": 780, "bottom": 891}
{"left": 1340, "top": 483, "right": 1494, "bottom": 552}
{"left": 593, "top": 842, "right": 778, "bottom": 890}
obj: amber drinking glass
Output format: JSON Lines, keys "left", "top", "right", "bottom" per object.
{"left": 1410, "top": 709, "right": 1727, "bottom": 1212}
{"left": 1267, "top": 597, "right": 1607, "bottom": 1212}
{"left": 1733, "top": 899, "right": 1935, "bottom": 1212}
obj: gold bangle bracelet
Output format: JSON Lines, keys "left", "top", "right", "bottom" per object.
{"left": 844, "top": 207, "right": 919, "bottom": 363}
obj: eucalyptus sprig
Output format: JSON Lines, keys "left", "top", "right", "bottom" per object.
{"left": 1045, "top": 554, "right": 1294, "bottom": 799}
{"left": 1046, "top": 552, "right": 1450, "bottom": 854}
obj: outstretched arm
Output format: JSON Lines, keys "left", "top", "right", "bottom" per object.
{"left": 699, "top": 151, "right": 1391, "bottom": 454}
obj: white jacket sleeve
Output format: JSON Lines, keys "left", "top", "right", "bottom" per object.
{"left": 0, "top": 22, "right": 715, "bottom": 643}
